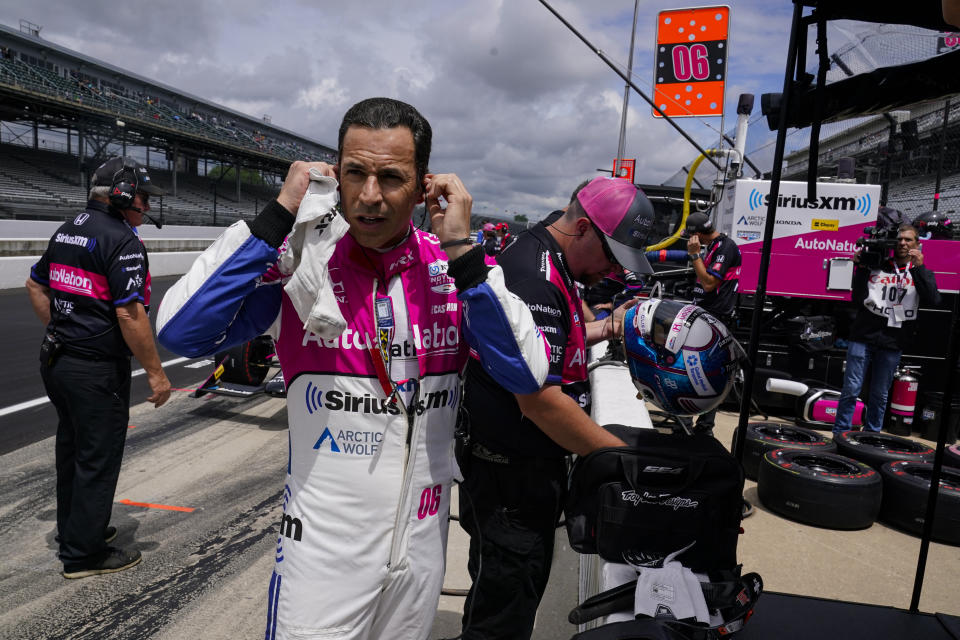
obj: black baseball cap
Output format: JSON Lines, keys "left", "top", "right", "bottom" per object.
{"left": 684, "top": 211, "right": 714, "bottom": 235}
{"left": 92, "top": 157, "right": 165, "bottom": 195}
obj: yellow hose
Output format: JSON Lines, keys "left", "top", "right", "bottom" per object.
{"left": 645, "top": 149, "right": 722, "bottom": 251}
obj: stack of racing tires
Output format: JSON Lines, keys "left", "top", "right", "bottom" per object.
{"left": 750, "top": 425, "right": 960, "bottom": 543}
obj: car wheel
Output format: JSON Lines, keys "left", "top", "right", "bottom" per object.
{"left": 757, "top": 449, "right": 882, "bottom": 530}
{"left": 945, "top": 444, "right": 960, "bottom": 468}
{"left": 734, "top": 422, "right": 837, "bottom": 480}
{"left": 215, "top": 336, "right": 273, "bottom": 386}
{"left": 879, "top": 461, "right": 960, "bottom": 545}
{"left": 833, "top": 431, "right": 934, "bottom": 470}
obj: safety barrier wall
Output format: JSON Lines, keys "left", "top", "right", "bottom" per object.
{"left": 0, "top": 220, "right": 224, "bottom": 289}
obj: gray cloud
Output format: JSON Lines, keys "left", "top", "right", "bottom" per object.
{"left": 0, "top": 0, "right": 792, "bottom": 219}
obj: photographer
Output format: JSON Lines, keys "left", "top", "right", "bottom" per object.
{"left": 834, "top": 224, "right": 941, "bottom": 434}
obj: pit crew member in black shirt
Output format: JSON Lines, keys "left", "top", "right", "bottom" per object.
{"left": 26, "top": 157, "right": 171, "bottom": 579}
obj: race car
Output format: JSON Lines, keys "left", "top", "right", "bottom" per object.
{"left": 191, "top": 335, "right": 287, "bottom": 399}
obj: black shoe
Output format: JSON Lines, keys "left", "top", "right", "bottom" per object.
{"left": 56, "top": 526, "right": 118, "bottom": 545}
{"left": 62, "top": 547, "right": 141, "bottom": 579}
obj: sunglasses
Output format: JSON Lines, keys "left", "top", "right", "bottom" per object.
{"left": 589, "top": 220, "right": 618, "bottom": 266}
{"left": 137, "top": 192, "right": 151, "bottom": 204}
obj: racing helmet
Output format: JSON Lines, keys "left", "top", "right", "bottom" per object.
{"left": 912, "top": 210, "right": 953, "bottom": 240}
{"left": 623, "top": 299, "right": 740, "bottom": 416}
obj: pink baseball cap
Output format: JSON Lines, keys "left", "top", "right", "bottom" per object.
{"left": 576, "top": 176, "right": 655, "bottom": 274}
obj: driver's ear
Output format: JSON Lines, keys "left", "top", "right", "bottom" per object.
{"left": 578, "top": 218, "right": 590, "bottom": 236}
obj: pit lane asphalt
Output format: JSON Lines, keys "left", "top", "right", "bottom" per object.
{"left": 0, "top": 276, "right": 215, "bottom": 455}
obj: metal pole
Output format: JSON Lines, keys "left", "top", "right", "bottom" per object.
{"left": 910, "top": 292, "right": 960, "bottom": 611}
{"left": 539, "top": 0, "right": 723, "bottom": 172}
{"left": 614, "top": 0, "right": 641, "bottom": 179}
{"left": 733, "top": 3, "right": 804, "bottom": 460}
{"left": 880, "top": 121, "right": 896, "bottom": 206}
{"left": 933, "top": 98, "right": 951, "bottom": 211}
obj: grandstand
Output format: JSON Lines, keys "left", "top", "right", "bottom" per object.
{"left": 782, "top": 97, "right": 960, "bottom": 222}
{"left": 0, "top": 19, "right": 336, "bottom": 225}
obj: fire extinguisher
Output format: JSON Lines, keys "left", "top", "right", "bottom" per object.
{"left": 887, "top": 366, "right": 919, "bottom": 435}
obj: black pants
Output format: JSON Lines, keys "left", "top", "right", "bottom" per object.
{"left": 41, "top": 354, "right": 131, "bottom": 569}
{"left": 458, "top": 454, "right": 567, "bottom": 640}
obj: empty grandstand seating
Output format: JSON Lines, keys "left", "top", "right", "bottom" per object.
{"left": 0, "top": 143, "right": 279, "bottom": 225}
{"left": 0, "top": 55, "right": 335, "bottom": 163}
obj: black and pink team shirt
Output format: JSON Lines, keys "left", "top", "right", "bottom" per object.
{"left": 466, "top": 220, "right": 589, "bottom": 459}
{"left": 691, "top": 233, "right": 741, "bottom": 319}
{"left": 30, "top": 200, "right": 150, "bottom": 359}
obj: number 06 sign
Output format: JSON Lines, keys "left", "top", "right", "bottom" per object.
{"left": 653, "top": 6, "right": 729, "bottom": 118}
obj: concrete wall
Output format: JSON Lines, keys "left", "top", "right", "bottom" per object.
{"left": 0, "top": 220, "right": 227, "bottom": 289}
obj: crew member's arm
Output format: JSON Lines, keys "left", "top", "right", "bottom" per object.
{"left": 516, "top": 385, "right": 625, "bottom": 456}
{"left": 429, "top": 172, "right": 550, "bottom": 394}
{"left": 116, "top": 301, "right": 171, "bottom": 408}
{"left": 25, "top": 278, "right": 52, "bottom": 326}
{"left": 687, "top": 235, "right": 721, "bottom": 292}
{"left": 158, "top": 161, "right": 333, "bottom": 357}
{"left": 585, "top": 297, "right": 638, "bottom": 346}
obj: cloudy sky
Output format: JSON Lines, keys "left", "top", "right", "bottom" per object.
{"left": 1, "top": 0, "right": 802, "bottom": 219}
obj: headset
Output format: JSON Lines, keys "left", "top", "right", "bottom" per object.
{"left": 108, "top": 158, "right": 139, "bottom": 210}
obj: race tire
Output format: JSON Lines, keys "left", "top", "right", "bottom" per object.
{"left": 757, "top": 449, "right": 882, "bottom": 530}
{"left": 878, "top": 461, "right": 960, "bottom": 545}
{"left": 833, "top": 431, "right": 934, "bottom": 470}
{"left": 214, "top": 336, "right": 273, "bottom": 386}
{"left": 946, "top": 445, "right": 960, "bottom": 468}
{"left": 734, "top": 422, "right": 837, "bottom": 481}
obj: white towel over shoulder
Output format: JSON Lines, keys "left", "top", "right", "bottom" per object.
{"left": 279, "top": 169, "right": 349, "bottom": 339}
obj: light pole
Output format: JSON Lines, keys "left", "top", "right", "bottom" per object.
{"left": 614, "top": 0, "right": 641, "bottom": 179}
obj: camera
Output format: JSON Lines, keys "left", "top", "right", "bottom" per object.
{"left": 855, "top": 225, "right": 898, "bottom": 269}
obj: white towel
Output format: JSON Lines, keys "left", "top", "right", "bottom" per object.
{"left": 279, "top": 169, "right": 349, "bottom": 339}
{"left": 633, "top": 543, "right": 710, "bottom": 624}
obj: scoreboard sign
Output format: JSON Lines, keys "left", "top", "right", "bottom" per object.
{"left": 613, "top": 158, "right": 635, "bottom": 182}
{"left": 653, "top": 6, "right": 730, "bottom": 118}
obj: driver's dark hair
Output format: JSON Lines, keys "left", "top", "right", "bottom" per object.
{"left": 338, "top": 97, "right": 432, "bottom": 188}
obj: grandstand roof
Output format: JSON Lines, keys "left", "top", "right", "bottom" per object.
{"left": 0, "top": 21, "right": 334, "bottom": 153}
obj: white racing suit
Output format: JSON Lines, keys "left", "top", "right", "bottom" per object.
{"left": 157, "top": 200, "right": 548, "bottom": 640}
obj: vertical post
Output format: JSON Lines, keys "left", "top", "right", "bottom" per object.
{"left": 910, "top": 293, "right": 960, "bottom": 611}
{"left": 733, "top": 3, "right": 804, "bottom": 459}
{"left": 66, "top": 125, "right": 71, "bottom": 155}
{"left": 33, "top": 118, "right": 38, "bottom": 149}
{"left": 213, "top": 184, "right": 217, "bottom": 226}
{"left": 77, "top": 125, "right": 84, "bottom": 186}
{"left": 172, "top": 141, "right": 178, "bottom": 197}
{"left": 236, "top": 162, "right": 241, "bottom": 202}
{"left": 880, "top": 121, "right": 896, "bottom": 206}
{"left": 146, "top": 142, "right": 150, "bottom": 167}
{"left": 615, "top": 0, "right": 641, "bottom": 178}
{"left": 933, "top": 98, "right": 951, "bottom": 211}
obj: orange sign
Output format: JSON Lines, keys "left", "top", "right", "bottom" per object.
{"left": 653, "top": 6, "right": 729, "bottom": 118}
{"left": 613, "top": 159, "right": 635, "bottom": 182}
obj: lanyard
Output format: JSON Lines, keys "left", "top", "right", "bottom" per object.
{"left": 367, "top": 281, "right": 420, "bottom": 415}
{"left": 890, "top": 260, "right": 912, "bottom": 292}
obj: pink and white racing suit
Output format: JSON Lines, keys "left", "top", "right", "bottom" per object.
{"left": 157, "top": 201, "right": 547, "bottom": 640}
